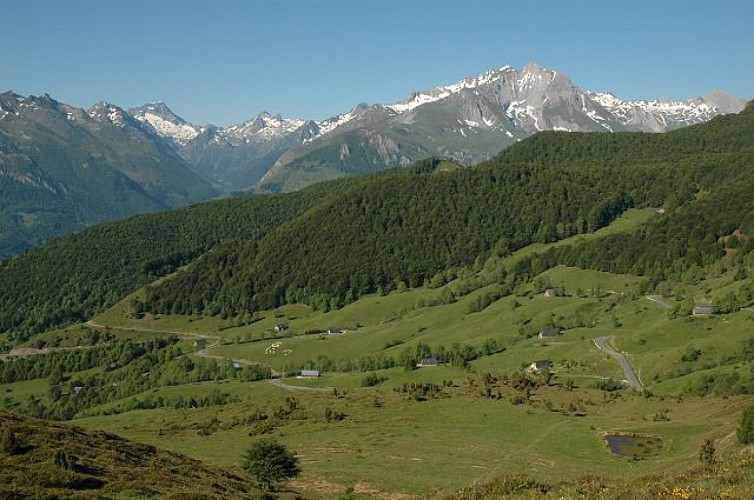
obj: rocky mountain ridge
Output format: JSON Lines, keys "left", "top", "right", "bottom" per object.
{"left": 126, "top": 62, "right": 744, "bottom": 192}
{"left": 0, "top": 91, "right": 215, "bottom": 258}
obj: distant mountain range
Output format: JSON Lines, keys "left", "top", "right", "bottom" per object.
{"left": 129, "top": 62, "right": 746, "bottom": 192}
{"left": 0, "top": 92, "right": 215, "bottom": 258}
{"left": 0, "top": 62, "right": 746, "bottom": 257}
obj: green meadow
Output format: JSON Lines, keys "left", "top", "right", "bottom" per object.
{"left": 4, "top": 208, "right": 753, "bottom": 497}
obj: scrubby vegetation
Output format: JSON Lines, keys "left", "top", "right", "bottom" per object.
{"left": 450, "top": 453, "right": 754, "bottom": 499}
{"left": 0, "top": 338, "right": 269, "bottom": 420}
{"left": 0, "top": 411, "right": 258, "bottom": 498}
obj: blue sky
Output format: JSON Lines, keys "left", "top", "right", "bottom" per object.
{"left": 1, "top": 0, "right": 751, "bottom": 126}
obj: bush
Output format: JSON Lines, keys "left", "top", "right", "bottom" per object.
{"left": 698, "top": 438, "right": 716, "bottom": 465}
{"left": 242, "top": 438, "right": 300, "bottom": 490}
{"left": 361, "top": 372, "right": 387, "bottom": 387}
{"left": 1, "top": 427, "right": 21, "bottom": 455}
{"left": 592, "top": 378, "right": 624, "bottom": 392}
{"left": 738, "top": 404, "right": 754, "bottom": 444}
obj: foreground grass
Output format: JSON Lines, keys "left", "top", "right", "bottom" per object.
{"left": 0, "top": 410, "right": 261, "bottom": 499}
{"left": 74, "top": 373, "right": 751, "bottom": 496}
{"left": 450, "top": 452, "right": 754, "bottom": 499}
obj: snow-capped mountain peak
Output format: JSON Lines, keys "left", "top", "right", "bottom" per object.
{"left": 386, "top": 65, "right": 518, "bottom": 114}
{"left": 129, "top": 102, "right": 204, "bottom": 146}
{"left": 314, "top": 102, "right": 376, "bottom": 137}
{"left": 223, "top": 111, "right": 307, "bottom": 141}
{"left": 88, "top": 101, "right": 132, "bottom": 127}
{"left": 584, "top": 91, "right": 735, "bottom": 132}
{"left": 117, "top": 62, "right": 744, "bottom": 193}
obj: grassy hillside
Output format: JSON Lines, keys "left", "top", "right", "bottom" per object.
{"left": 0, "top": 410, "right": 259, "bottom": 498}
{"left": 450, "top": 452, "right": 754, "bottom": 499}
{"left": 2, "top": 240, "right": 754, "bottom": 496}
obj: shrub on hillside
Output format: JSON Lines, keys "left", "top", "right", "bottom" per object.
{"left": 738, "top": 404, "right": 754, "bottom": 445}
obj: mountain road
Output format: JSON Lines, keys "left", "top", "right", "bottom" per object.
{"left": 593, "top": 335, "right": 642, "bottom": 391}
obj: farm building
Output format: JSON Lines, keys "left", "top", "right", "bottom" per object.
{"left": 528, "top": 360, "right": 553, "bottom": 372}
{"left": 274, "top": 323, "right": 289, "bottom": 332}
{"left": 538, "top": 327, "right": 561, "bottom": 338}
{"left": 417, "top": 357, "right": 439, "bottom": 367}
{"left": 543, "top": 288, "right": 557, "bottom": 298}
{"left": 692, "top": 305, "right": 713, "bottom": 316}
{"left": 194, "top": 338, "right": 207, "bottom": 350}
{"left": 327, "top": 327, "right": 346, "bottom": 335}
{"left": 299, "top": 369, "right": 320, "bottom": 379}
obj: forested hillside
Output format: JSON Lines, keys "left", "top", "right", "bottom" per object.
{"left": 141, "top": 104, "right": 754, "bottom": 317}
{"left": 494, "top": 103, "right": 754, "bottom": 169}
{"left": 1, "top": 103, "right": 752, "bottom": 346}
{"left": 0, "top": 180, "right": 357, "bottom": 343}
{"left": 146, "top": 161, "right": 688, "bottom": 317}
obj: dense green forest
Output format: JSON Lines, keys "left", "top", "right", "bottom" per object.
{"left": 516, "top": 178, "right": 754, "bottom": 282}
{"left": 144, "top": 161, "right": 687, "bottom": 317}
{"left": 0, "top": 180, "right": 356, "bottom": 342}
{"left": 140, "top": 104, "right": 754, "bottom": 318}
{"left": 1, "top": 103, "right": 753, "bottom": 344}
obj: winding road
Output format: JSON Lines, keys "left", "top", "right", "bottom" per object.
{"left": 87, "top": 320, "right": 330, "bottom": 393}
{"left": 593, "top": 335, "right": 642, "bottom": 391}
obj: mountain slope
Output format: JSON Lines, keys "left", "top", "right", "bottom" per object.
{"left": 143, "top": 104, "right": 754, "bottom": 316}
{"left": 0, "top": 92, "right": 216, "bottom": 258}
{"left": 0, "top": 177, "right": 356, "bottom": 342}
{"left": 0, "top": 411, "right": 256, "bottom": 498}
{"left": 257, "top": 63, "right": 746, "bottom": 192}
{"left": 126, "top": 63, "right": 743, "bottom": 194}
{"left": 130, "top": 103, "right": 321, "bottom": 190}
{"left": 2, "top": 103, "right": 752, "bottom": 346}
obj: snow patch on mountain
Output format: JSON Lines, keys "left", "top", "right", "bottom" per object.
{"left": 130, "top": 102, "right": 204, "bottom": 146}
{"left": 387, "top": 65, "right": 513, "bottom": 113}
{"left": 15, "top": 96, "right": 39, "bottom": 113}
{"left": 316, "top": 110, "right": 357, "bottom": 136}
{"left": 505, "top": 100, "right": 538, "bottom": 125}
{"left": 88, "top": 102, "right": 130, "bottom": 127}
{"left": 588, "top": 91, "right": 719, "bottom": 127}
{"left": 138, "top": 113, "right": 202, "bottom": 144}
{"left": 222, "top": 112, "right": 306, "bottom": 143}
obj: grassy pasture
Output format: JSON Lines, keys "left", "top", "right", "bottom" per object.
{"left": 76, "top": 377, "right": 751, "bottom": 496}
{"left": 5, "top": 206, "right": 753, "bottom": 497}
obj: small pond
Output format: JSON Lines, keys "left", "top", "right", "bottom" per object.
{"left": 603, "top": 433, "right": 663, "bottom": 459}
